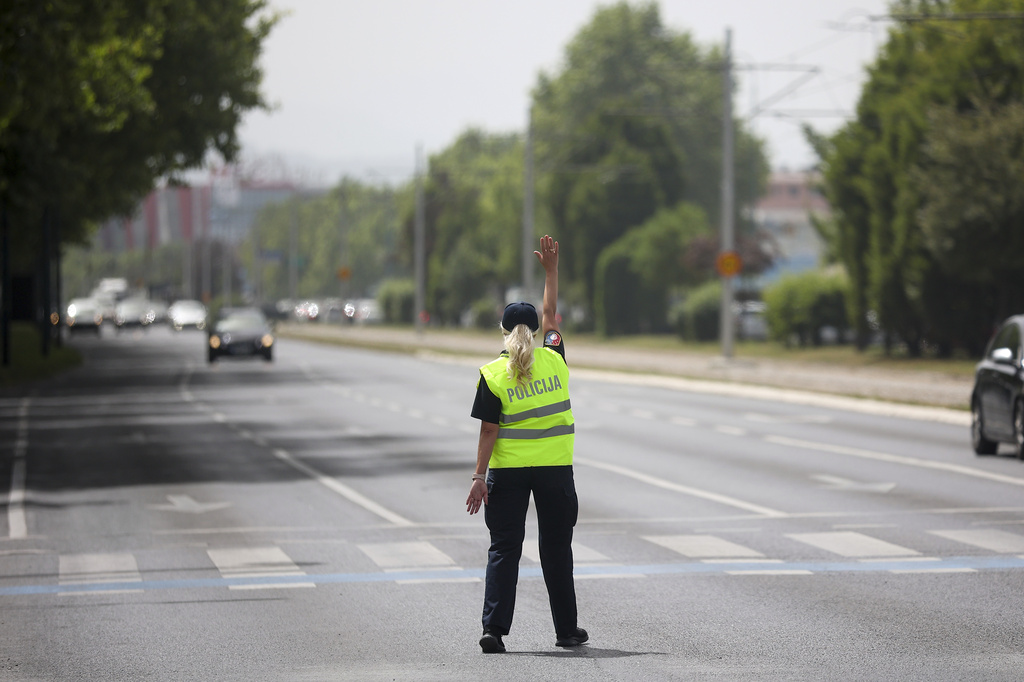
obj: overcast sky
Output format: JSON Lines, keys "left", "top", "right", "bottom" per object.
{"left": 237, "top": 0, "right": 892, "bottom": 185}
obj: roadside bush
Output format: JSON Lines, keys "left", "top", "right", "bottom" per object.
{"left": 376, "top": 278, "right": 415, "bottom": 324}
{"left": 468, "top": 298, "right": 501, "bottom": 330}
{"left": 672, "top": 280, "right": 721, "bottom": 342}
{"left": 763, "top": 268, "right": 849, "bottom": 346}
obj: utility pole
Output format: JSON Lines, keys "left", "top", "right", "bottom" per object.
{"left": 521, "top": 109, "right": 535, "bottom": 302}
{"left": 414, "top": 145, "right": 426, "bottom": 333}
{"left": 718, "top": 27, "right": 736, "bottom": 360}
{"left": 1, "top": 199, "right": 9, "bottom": 367}
{"left": 201, "top": 186, "right": 211, "bottom": 304}
{"left": 337, "top": 188, "right": 346, "bottom": 300}
{"left": 288, "top": 197, "right": 297, "bottom": 302}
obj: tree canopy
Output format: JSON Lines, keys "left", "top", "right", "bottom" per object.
{"left": 531, "top": 2, "right": 768, "bottom": 328}
{"left": 1, "top": 0, "right": 276, "bottom": 261}
{"left": 817, "top": 0, "right": 1024, "bottom": 356}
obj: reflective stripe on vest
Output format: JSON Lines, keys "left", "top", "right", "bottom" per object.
{"left": 480, "top": 347, "right": 574, "bottom": 468}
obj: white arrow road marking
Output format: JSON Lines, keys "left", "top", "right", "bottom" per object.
{"left": 811, "top": 474, "right": 896, "bottom": 493}
{"left": 149, "top": 495, "right": 232, "bottom": 514}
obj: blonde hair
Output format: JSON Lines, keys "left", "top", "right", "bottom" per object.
{"left": 503, "top": 323, "right": 536, "bottom": 387}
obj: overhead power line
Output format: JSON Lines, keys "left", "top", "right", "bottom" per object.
{"left": 871, "top": 12, "right": 1024, "bottom": 22}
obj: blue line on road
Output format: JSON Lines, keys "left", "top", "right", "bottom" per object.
{"left": 3, "top": 556, "right": 1023, "bottom": 597}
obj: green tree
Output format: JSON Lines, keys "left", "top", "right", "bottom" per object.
{"left": 1, "top": 0, "right": 277, "bottom": 253}
{"left": 532, "top": 2, "right": 768, "bottom": 325}
{"left": 817, "top": 0, "right": 1024, "bottom": 356}
{"left": 398, "top": 130, "right": 525, "bottom": 325}
{"left": 594, "top": 202, "right": 710, "bottom": 335}
{"left": 245, "top": 179, "right": 402, "bottom": 302}
{"left": 912, "top": 101, "right": 1024, "bottom": 354}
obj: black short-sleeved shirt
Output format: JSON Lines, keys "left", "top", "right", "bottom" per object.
{"left": 471, "top": 331, "right": 566, "bottom": 424}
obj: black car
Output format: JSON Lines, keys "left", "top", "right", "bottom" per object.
{"left": 208, "top": 307, "right": 274, "bottom": 363}
{"left": 971, "top": 315, "right": 1024, "bottom": 458}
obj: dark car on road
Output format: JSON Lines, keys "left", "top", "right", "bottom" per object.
{"left": 208, "top": 307, "right": 274, "bottom": 363}
{"left": 972, "top": 315, "right": 1024, "bottom": 458}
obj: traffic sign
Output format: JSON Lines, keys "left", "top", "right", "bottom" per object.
{"left": 715, "top": 250, "right": 742, "bottom": 278}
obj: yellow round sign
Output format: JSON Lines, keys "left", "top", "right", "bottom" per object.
{"left": 715, "top": 251, "right": 742, "bottom": 278}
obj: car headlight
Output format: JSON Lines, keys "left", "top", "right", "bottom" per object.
{"left": 209, "top": 335, "right": 221, "bottom": 349}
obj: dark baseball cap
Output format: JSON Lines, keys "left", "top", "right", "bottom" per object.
{"left": 501, "top": 301, "right": 539, "bottom": 332}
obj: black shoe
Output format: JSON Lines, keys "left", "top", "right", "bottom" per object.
{"left": 479, "top": 631, "right": 506, "bottom": 654}
{"left": 555, "top": 627, "right": 589, "bottom": 647}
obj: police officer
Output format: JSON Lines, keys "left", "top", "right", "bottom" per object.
{"left": 466, "top": 234, "right": 588, "bottom": 654}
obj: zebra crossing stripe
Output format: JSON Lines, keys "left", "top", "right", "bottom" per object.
{"left": 521, "top": 538, "right": 609, "bottom": 564}
{"left": 59, "top": 553, "right": 143, "bottom": 594}
{"left": 643, "top": 534, "right": 765, "bottom": 558}
{"left": 787, "top": 532, "right": 920, "bottom": 558}
{"left": 357, "top": 541, "right": 473, "bottom": 584}
{"left": 206, "top": 547, "right": 314, "bottom": 589}
{"left": 928, "top": 529, "right": 1024, "bottom": 554}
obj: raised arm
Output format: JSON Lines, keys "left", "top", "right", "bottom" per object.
{"left": 534, "top": 234, "right": 559, "bottom": 334}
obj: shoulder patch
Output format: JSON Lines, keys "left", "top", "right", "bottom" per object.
{"left": 544, "top": 330, "right": 562, "bottom": 347}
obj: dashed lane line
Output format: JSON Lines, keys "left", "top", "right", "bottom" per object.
{"left": 271, "top": 448, "right": 414, "bottom": 527}
{"left": 765, "top": 435, "right": 1024, "bottom": 488}
{"left": 574, "top": 456, "right": 787, "bottom": 518}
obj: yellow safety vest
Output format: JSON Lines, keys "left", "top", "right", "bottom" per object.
{"left": 479, "top": 347, "right": 574, "bottom": 468}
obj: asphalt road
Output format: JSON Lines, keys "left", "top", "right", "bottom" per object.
{"left": 2, "top": 325, "right": 1023, "bottom": 681}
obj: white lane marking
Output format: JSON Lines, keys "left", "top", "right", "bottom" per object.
{"left": 812, "top": 474, "right": 895, "bottom": 493}
{"left": 629, "top": 409, "right": 655, "bottom": 420}
{"left": 571, "top": 368, "right": 969, "bottom": 425}
{"left": 358, "top": 541, "right": 456, "bottom": 570}
{"left": 930, "top": 529, "right": 1024, "bottom": 554}
{"left": 744, "top": 413, "right": 833, "bottom": 424}
{"left": 148, "top": 495, "right": 231, "bottom": 514}
{"left": 890, "top": 568, "right": 977, "bottom": 574}
{"left": 577, "top": 573, "right": 646, "bottom": 580}
{"left": 60, "top": 553, "right": 143, "bottom": 594}
{"left": 207, "top": 547, "right": 314, "bottom": 589}
{"left": 272, "top": 448, "right": 413, "bottom": 527}
{"left": 787, "top": 531, "right": 920, "bottom": 558}
{"left": 766, "top": 435, "right": 1024, "bottom": 488}
{"left": 7, "top": 460, "right": 26, "bottom": 540}
{"left": 670, "top": 416, "right": 697, "bottom": 427}
{"left": 714, "top": 425, "right": 747, "bottom": 436}
{"left": 6, "top": 398, "right": 30, "bottom": 539}
{"left": 729, "top": 565, "right": 815, "bottom": 569}
{"left": 521, "top": 539, "right": 609, "bottom": 564}
{"left": 575, "top": 456, "right": 786, "bottom": 518}
{"left": 643, "top": 534, "right": 764, "bottom": 558}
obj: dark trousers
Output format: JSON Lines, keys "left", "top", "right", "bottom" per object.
{"left": 482, "top": 465, "right": 579, "bottom": 638}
